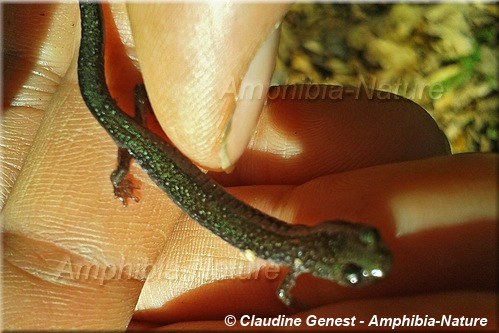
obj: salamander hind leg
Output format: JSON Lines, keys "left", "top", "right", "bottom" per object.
{"left": 111, "top": 147, "right": 140, "bottom": 206}
{"left": 110, "top": 84, "right": 150, "bottom": 206}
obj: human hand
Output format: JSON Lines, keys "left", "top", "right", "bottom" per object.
{"left": 2, "top": 3, "right": 496, "bottom": 331}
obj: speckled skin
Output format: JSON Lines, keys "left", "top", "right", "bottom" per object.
{"left": 77, "top": 2, "right": 392, "bottom": 305}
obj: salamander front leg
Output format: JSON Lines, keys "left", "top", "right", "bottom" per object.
{"left": 277, "top": 268, "right": 301, "bottom": 306}
{"left": 110, "top": 84, "right": 150, "bottom": 206}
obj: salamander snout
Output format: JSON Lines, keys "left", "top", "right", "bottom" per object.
{"left": 309, "top": 219, "right": 392, "bottom": 287}
{"left": 339, "top": 259, "right": 389, "bottom": 286}
{"left": 337, "top": 225, "right": 392, "bottom": 286}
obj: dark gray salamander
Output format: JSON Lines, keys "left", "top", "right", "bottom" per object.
{"left": 77, "top": 1, "right": 392, "bottom": 305}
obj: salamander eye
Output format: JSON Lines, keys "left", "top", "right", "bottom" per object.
{"left": 341, "top": 263, "right": 363, "bottom": 285}
{"left": 359, "top": 227, "right": 380, "bottom": 247}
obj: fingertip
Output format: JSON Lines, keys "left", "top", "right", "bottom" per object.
{"left": 127, "top": 3, "right": 289, "bottom": 170}
{"left": 220, "top": 24, "right": 281, "bottom": 171}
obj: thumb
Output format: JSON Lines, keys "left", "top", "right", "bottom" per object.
{"left": 127, "top": 3, "right": 289, "bottom": 171}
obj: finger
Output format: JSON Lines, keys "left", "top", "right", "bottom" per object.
{"left": 211, "top": 84, "right": 450, "bottom": 186}
{"left": 2, "top": 27, "right": 177, "bottom": 330}
{"left": 3, "top": 3, "right": 77, "bottom": 108}
{"left": 1, "top": 3, "right": 79, "bottom": 207}
{"left": 2, "top": 4, "right": 285, "bottom": 329}
{"left": 134, "top": 153, "right": 496, "bottom": 320}
{"left": 286, "top": 153, "right": 496, "bottom": 308}
{"left": 127, "top": 3, "right": 290, "bottom": 170}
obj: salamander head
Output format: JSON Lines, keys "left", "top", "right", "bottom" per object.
{"left": 302, "top": 220, "right": 392, "bottom": 287}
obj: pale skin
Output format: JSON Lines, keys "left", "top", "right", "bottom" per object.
{"left": 2, "top": 3, "right": 497, "bottom": 331}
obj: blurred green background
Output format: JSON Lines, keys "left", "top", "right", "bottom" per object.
{"left": 272, "top": 3, "right": 498, "bottom": 153}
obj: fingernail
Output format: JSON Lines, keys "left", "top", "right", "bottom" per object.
{"left": 219, "top": 23, "right": 281, "bottom": 172}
